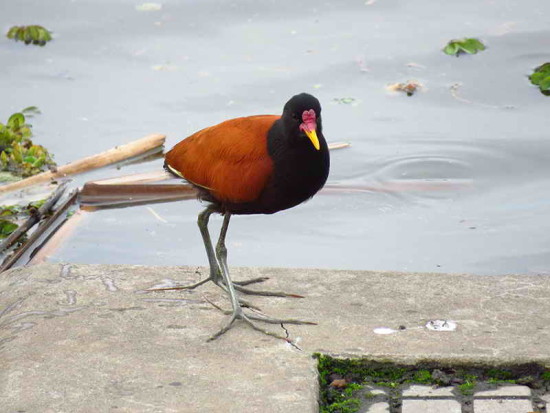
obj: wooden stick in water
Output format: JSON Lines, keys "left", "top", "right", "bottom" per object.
{"left": 79, "top": 182, "right": 197, "bottom": 207}
{"left": 328, "top": 142, "right": 351, "bottom": 150}
{"left": 0, "top": 133, "right": 166, "bottom": 195}
{"left": 88, "top": 170, "right": 173, "bottom": 186}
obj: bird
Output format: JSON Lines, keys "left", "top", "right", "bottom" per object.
{"left": 163, "top": 93, "right": 330, "bottom": 340}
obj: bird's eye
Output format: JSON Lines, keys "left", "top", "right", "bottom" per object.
{"left": 292, "top": 113, "right": 299, "bottom": 120}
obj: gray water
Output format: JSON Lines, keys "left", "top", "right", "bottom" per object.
{"left": 1, "top": 0, "right": 549, "bottom": 275}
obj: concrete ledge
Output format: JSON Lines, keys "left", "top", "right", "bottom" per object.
{"left": 1, "top": 264, "right": 549, "bottom": 412}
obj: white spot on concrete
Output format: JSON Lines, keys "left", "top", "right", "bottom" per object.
{"left": 425, "top": 320, "right": 457, "bottom": 331}
{"left": 373, "top": 327, "right": 398, "bottom": 335}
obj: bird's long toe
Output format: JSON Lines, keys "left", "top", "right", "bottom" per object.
{"left": 232, "top": 276, "right": 269, "bottom": 286}
{"left": 245, "top": 312, "right": 317, "bottom": 325}
{"left": 146, "top": 276, "right": 213, "bottom": 292}
{"left": 206, "top": 299, "right": 315, "bottom": 342}
{"left": 232, "top": 284, "right": 305, "bottom": 298}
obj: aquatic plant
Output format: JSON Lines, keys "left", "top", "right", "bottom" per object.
{"left": 0, "top": 110, "right": 56, "bottom": 178}
{"left": 6, "top": 25, "right": 52, "bottom": 46}
{"left": 529, "top": 63, "right": 550, "bottom": 96}
{"left": 0, "top": 200, "right": 47, "bottom": 239}
{"left": 443, "top": 38, "right": 486, "bottom": 56}
{"left": 0, "top": 219, "right": 18, "bottom": 238}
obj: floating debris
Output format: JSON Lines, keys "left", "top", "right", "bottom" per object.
{"left": 386, "top": 80, "right": 422, "bottom": 96}
{"left": 136, "top": 2, "right": 162, "bottom": 11}
{"left": 146, "top": 206, "right": 168, "bottom": 223}
{"left": 425, "top": 319, "right": 457, "bottom": 331}
{"left": 529, "top": 62, "right": 550, "bottom": 96}
{"left": 333, "top": 97, "right": 357, "bottom": 105}
{"left": 406, "top": 62, "right": 426, "bottom": 69}
{"left": 151, "top": 64, "right": 178, "bottom": 72}
{"left": 443, "top": 38, "right": 486, "bottom": 56}
{"left": 6, "top": 25, "right": 52, "bottom": 46}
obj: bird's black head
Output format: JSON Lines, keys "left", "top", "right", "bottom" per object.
{"left": 281, "top": 93, "right": 323, "bottom": 150}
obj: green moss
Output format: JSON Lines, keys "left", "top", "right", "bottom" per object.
{"left": 321, "top": 398, "right": 361, "bottom": 413}
{"left": 316, "top": 355, "right": 550, "bottom": 411}
{"left": 412, "top": 369, "right": 432, "bottom": 384}
{"left": 363, "top": 391, "right": 376, "bottom": 399}
{"left": 486, "top": 369, "right": 516, "bottom": 385}
{"left": 458, "top": 375, "right": 477, "bottom": 395}
{"left": 487, "top": 368, "right": 514, "bottom": 380}
{"left": 487, "top": 378, "right": 516, "bottom": 385}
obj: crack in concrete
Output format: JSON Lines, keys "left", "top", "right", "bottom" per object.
{"left": 280, "top": 323, "right": 302, "bottom": 351}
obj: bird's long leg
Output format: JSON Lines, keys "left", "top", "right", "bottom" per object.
{"left": 183, "top": 208, "right": 265, "bottom": 289}
{"left": 146, "top": 207, "right": 219, "bottom": 293}
{"left": 197, "top": 206, "right": 224, "bottom": 284}
{"left": 146, "top": 207, "right": 264, "bottom": 303}
{"left": 210, "top": 214, "right": 301, "bottom": 298}
{"left": 208, "top": 213, "right": 315, "bottom": 341}
{"left": 209, "top": 212, "right": 243, "bottom": 339}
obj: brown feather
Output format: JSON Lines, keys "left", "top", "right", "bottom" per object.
{"left": 165, "top": 115, "right": 279, "bottom": 203}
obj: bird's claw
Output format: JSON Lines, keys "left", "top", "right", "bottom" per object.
{"left": 206, "top": 304, "right": 315, "bottom": 342}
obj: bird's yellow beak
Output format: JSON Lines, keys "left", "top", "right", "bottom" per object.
{"left": 304, "top": 129, "right": 320, "bottom": 151}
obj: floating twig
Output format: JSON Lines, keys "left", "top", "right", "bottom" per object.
{"left": 0, "top": 133, "right": 166, "bottom": 195}
{"left": 79, "top": 183, "right": 197, "bottom": 208}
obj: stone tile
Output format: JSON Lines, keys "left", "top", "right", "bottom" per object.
{"left": 540, "top": 393, "right": 550, "bottom": 403}
{"left": 364, "top": 402, "right": 390, "bottom": 412}
{"left": 474, "top": 399, "right": 533, "bottom": 412}
{"left": 402, "top": 384, "right": 455, "bottom": 397}
{"left": 364, "top": 385, "right": 387, "bottom": 396}
{"left": 475, "top": 385, "right": 531, "bottom": 397}
{"left": 402, "top": 399, "right": 461, "bottom": 413}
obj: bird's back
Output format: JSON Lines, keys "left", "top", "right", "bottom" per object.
{"left": 165, "top": 115, "right": 279, "bottom": 205}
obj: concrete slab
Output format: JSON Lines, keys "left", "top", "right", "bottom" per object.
{"left": 1, "top": 264, "right": 550, "bottom": 412}
{"left": 402, "top": 385, "right": 455, "bottom": 397}
{"left": 401, "top": 399, "right": 461, "bottom": 412}
{"left": 363, "top": 402, "right": 390, "bottom": 412}
{"left": 475, "top": 385, "right": 532, "bottom": 397}
{"left": 473, "top": 399, "right": 534, "bottom": 413}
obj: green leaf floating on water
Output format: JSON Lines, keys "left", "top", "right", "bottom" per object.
{"left": 529, "top": 63, "right": 550, "bottom": 96}
{"left": 6, "top": 25, "right": 52, "bottom": 46}
{"left": 443, "top": 38, "right": 486, "bottom": 56}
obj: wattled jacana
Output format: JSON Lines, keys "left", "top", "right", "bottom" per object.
{"left": 164, "top": 93, "right": 330, "bottom": 340}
